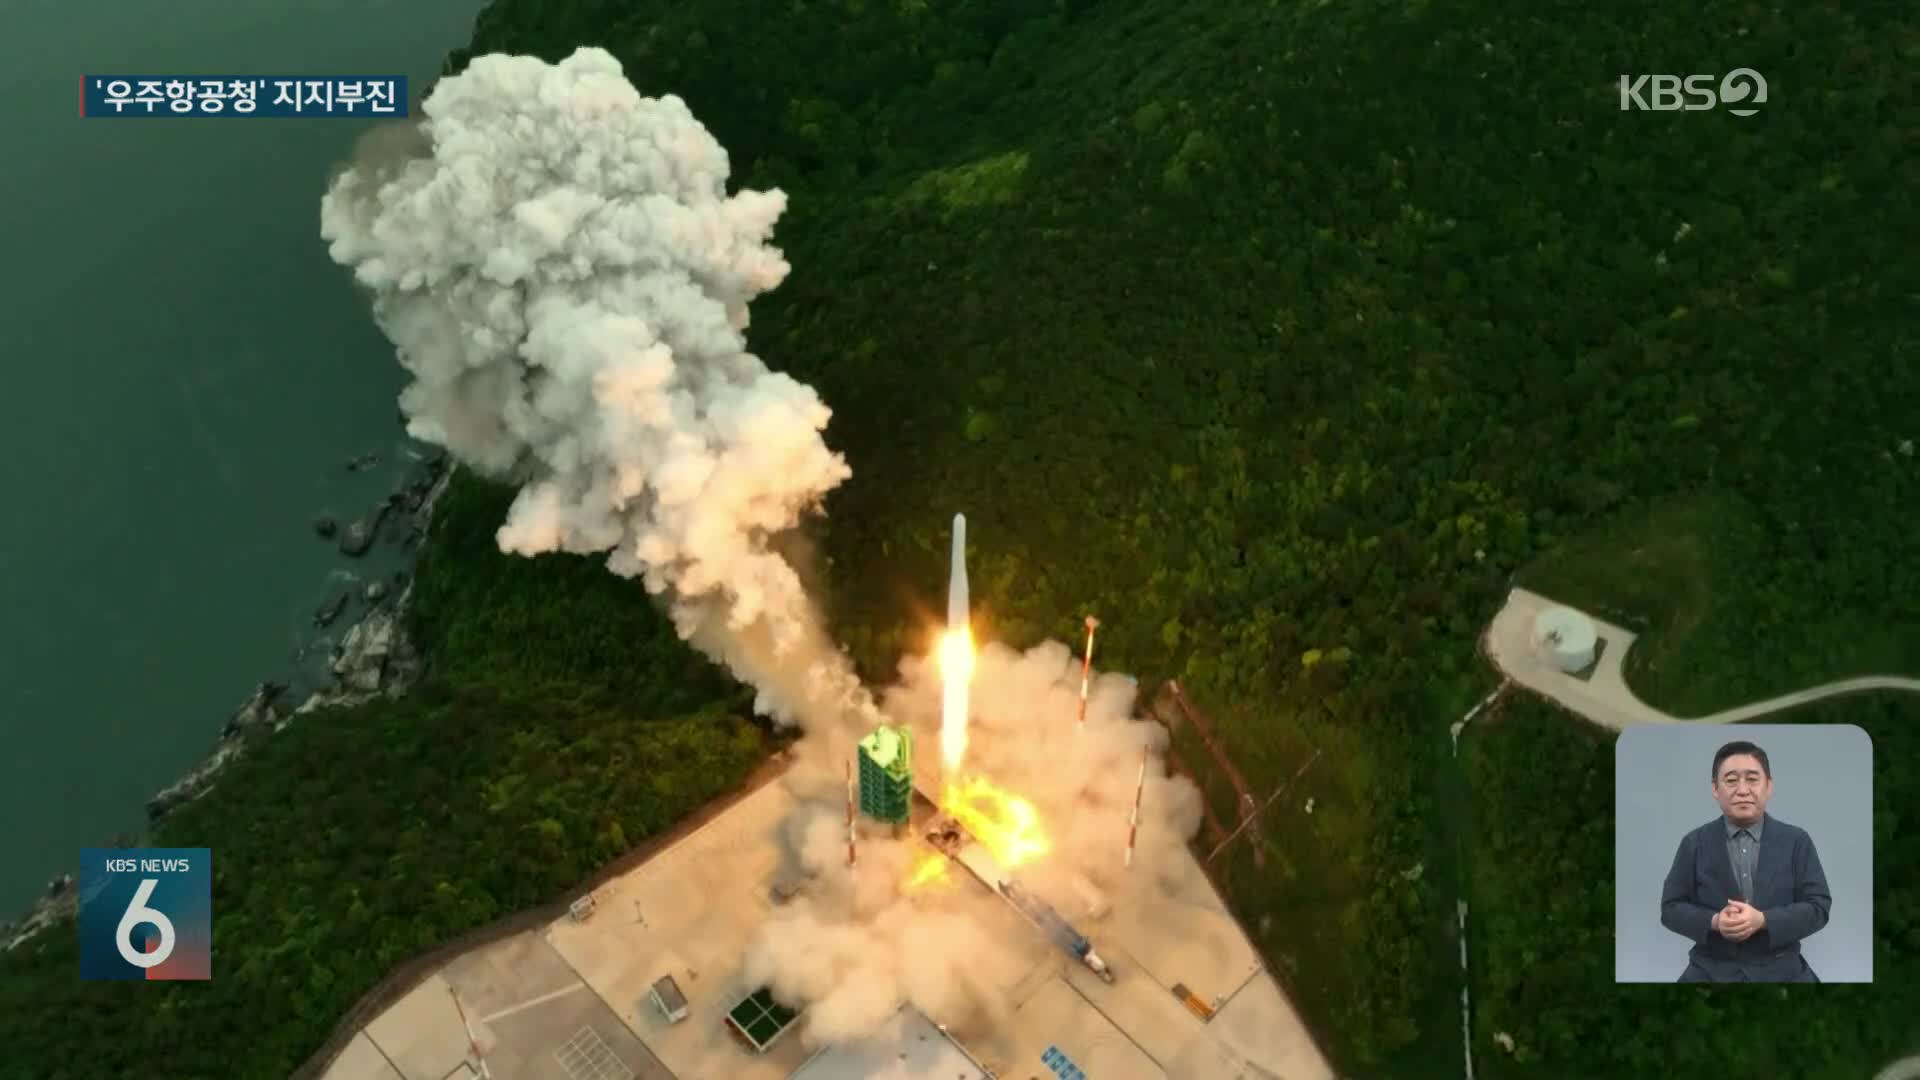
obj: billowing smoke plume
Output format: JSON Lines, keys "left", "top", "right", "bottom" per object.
{"left": 323, "top": 46, "right": 1203, "bottom": 1051}
{"left": 320, "top": 46, "right": 876, "bottom": 731}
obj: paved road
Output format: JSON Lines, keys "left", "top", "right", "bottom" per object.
{"left": 1481, "top": 587, "right": 1920, "bottom": 730}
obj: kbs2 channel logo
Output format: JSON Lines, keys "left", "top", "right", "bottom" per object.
{"left": 78, "top": 848, "right": 211, "bottom": 980}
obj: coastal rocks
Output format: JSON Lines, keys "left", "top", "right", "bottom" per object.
{"left": 145, "top": 739, "right": 247, "bottom": 824}
{"left": 147, "top": 465, "right": 450, "bottom": 824}
{"left": 338, "top": 503, "right": 391, "bottom": 557}
{"left": 333, "top": 613, "right": 396, "bottom": 693}
{"left": 378, "top": 497, "right": 417, "bottom": 545}
{"left": 7, "top": 460, "right": 457, "bottom": 953}
{"left": 329, "top": 450, "right": 446, "bottom": 557}
{"left": 313, "top": 515, "right": 338, "bottom": 539}
{"left": 346, "top": 452, "right": 380, "bottom": 472}
{"left": 221, "top": 681, "right": 284, "bottom": 738}
{"left": 3, "top": 875, "right": 77, "bottom": 953}
{"left": 314, "top": 591, "right": 351, "bottom": 629}
{"left": 295, "top": 598, "right": 424, "bottom": 716}
{"left": 145, "top": 681, "right": 286, "bottom": 822}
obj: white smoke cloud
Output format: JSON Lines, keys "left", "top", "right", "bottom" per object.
{"left": 323, "top": 45, "right": 1205, "bottom": 1049}
{"left": 739, "top": 639, "right": 1207, "bottom": 1046}
{"left": 320, "top": 46, "right": 874, "bottom": 729}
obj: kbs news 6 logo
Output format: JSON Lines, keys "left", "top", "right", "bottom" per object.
{"left": 77, "top": 848, "right": 211, "bottom": 980}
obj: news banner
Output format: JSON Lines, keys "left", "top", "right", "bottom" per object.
{"left": 80, "top": 75, "right": 408, "bottom": 117}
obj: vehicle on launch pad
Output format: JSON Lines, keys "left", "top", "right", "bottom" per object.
{"left": 997, "top": 876, "right": 1115, "bottom": 983}
{"left": 924, "top": 813, "right": 1116, "bottom": 984}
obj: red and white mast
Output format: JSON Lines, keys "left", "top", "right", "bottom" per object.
{"left": 845, "top": 756, "right": 858, "bottom": 869}
{"left": 1125, "top": 748, "right": 1147, "bottom": 869}
{"left": 1076, "top": 615, "right": 1101, "bottom": 729}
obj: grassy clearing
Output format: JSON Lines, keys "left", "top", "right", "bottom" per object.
{"left": 1520, "top": 492, "right": 1920, "bottom": 716}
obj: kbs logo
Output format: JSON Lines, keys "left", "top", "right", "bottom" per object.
{"left": 78, "top": 848, "right": 211, "bottom": 980}
{"left": 1619, "top": 69, "right": 1767, "bottom": 116}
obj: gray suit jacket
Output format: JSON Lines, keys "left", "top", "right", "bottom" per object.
{"left": 1659, "top": 813, "right": 1831, "bottom": 982}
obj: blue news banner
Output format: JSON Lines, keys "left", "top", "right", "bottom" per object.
{"left": 81, "top": 75, "right": 408, "bottom": 118}
{"left": 78, "top": 848, "right": 212, "bottom": 981}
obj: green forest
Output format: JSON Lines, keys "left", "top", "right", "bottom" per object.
{"left": 4, "top": 0, "right": 1916, "bottom": 1076}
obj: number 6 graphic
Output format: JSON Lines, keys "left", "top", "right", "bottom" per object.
{"left": 115, "top": 879, "right": 176, "bottom": 968}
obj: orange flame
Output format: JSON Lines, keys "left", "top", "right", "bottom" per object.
{"left": 942, "top": 776, "right": 1050, "bottom": 870}
{"left": 905, "top": 853, "right": 950, "bottom": 890}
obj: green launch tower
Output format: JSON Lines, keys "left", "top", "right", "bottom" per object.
{"left": 857, "top": 725, "right": 914, "bottom": 827}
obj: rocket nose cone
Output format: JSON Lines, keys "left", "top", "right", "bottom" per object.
{"left": 947, "top": 513, "right": 969, "bottom": 627}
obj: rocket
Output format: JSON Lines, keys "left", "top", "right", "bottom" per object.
{"left": 939, "top": 513, "right": 975, "bottom": 774}
{"left": 948, "top": 513, "right": 969, "bottom": 629}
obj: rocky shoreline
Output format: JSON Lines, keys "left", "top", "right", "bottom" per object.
{"left": 2, "top": 452, "right": 454, "bottom": 953}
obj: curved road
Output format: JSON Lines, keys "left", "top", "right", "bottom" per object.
{"left": 1481, "top": 587, "right": 1920, "bottom": 730}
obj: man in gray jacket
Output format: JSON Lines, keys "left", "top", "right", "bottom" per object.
{"left": 1659, "top": 739, "right": 1832, "bottom": 982}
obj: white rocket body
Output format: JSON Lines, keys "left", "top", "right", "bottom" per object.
{"left": 939, "top": 512, "right": 973, "bottom": 774}
{"left": 947, "top": 513, "right": 969, "bottom": 629}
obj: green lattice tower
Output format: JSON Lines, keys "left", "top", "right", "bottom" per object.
{"left": 857, "top": 725, "right": 913, "bottom": 826}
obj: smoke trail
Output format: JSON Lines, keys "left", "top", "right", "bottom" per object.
{"left": 320, "top": 46, "right": 875, "bottom": 731}
{"left": 323, "top": 46, "right": 1206, "bottom": 1050}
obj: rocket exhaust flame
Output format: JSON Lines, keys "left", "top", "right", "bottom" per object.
{"left": 940, "top": 513, "right": 973, "bottom": 774}
{"left": 942, "top": 776, "right": 1050, "bottom": 870}
{"left": 906, "top": 853, "right": 949, "bottom": 890}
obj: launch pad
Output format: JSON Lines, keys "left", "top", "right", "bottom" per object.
{"left": 318, "top": 755, "right": 1332, "bottom": 1080}
{"left": 318, "top": 510, "right": 1328, "bottom": 1078}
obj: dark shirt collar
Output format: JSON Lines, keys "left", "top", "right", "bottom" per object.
{"left": 1724, "top": 814, "right": 1764, "bottom": 842}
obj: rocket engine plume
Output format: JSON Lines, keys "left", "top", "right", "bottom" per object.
{"left": 943, "top": 776, "right": 1049, "bottom": 869}
{"left": 939, "top": 513, "right": 973, "bottom": 774}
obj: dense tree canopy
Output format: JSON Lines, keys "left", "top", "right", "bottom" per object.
{"left": 0, "top": 473, "right": 769, "bottom": 1079}
{"left": 3, "top": 0, "right": 1913, "bottom": 1075}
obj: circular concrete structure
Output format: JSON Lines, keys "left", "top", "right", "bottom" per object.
{"left": 1875, "top": 1057, "right": 1920, "bottom": 1080}
{"left": 1531, "top": 607, "right": 1597, "bottom": 672}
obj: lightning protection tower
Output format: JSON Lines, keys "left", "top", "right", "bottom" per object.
{"left": 857, "top": 725, "right": 914, "bottom": 833}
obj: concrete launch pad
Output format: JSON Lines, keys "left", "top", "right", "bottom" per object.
{"left": 320, "top": 761, "right": 1333, "bottom": 1080}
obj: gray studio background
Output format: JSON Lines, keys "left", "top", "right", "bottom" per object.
{"left": 1614, "top": 723, "right": 1874, "bottom": 982}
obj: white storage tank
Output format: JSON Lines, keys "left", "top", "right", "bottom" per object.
{"left": 1531, "top": 607, "right": 1597, "bottom": 673}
